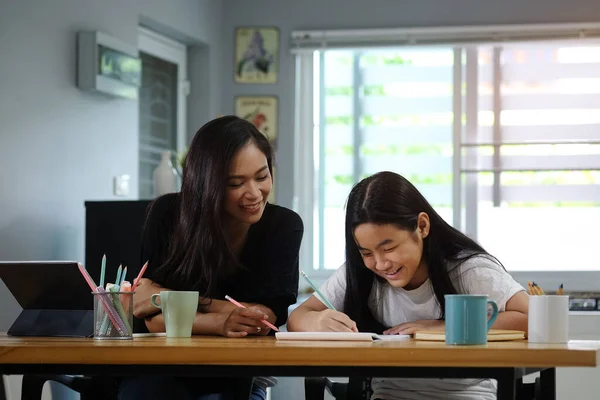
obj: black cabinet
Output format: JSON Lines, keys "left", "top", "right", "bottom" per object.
{"left": 84, "top": 200, "right": 151, "bottom": 287}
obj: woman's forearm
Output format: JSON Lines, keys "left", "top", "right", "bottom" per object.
{"left": 134, "top": 279, "right": 273, "bottom": 323}
{"left": 203, "top": 300, "right": 276, "bottom": 323}
{"left": 132, "top": 279, "right": 166, "bottom": 318}
{"left": 203, "top": 299, "right": 237, "bottom": 314}
{"left": 145, "top": 312, "right": 227, "bottom": 336}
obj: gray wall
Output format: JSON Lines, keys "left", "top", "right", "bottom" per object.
{"left": 220, "top": 0, "right": 600, "bottom": 209}
{"left": 0, "top": 0, "right": 223, "bottom": 330}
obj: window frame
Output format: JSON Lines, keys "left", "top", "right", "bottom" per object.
{"left": 292, "top": 23, "right": 600, "bottom": 289}
{"left": 137, "top": 27, "right": 188, "bottom": 199}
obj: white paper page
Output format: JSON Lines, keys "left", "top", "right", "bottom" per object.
{"left": 372, "top": 334, "right": 411, "bottom": 341}
{"left": 275, "top": 332, "right": 375, "bottom": 341}
{"left": 276, "top": 332, "right": 412, "bottom": 341}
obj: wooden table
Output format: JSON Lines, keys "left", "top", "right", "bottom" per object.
{"left": 0, "top": 336, "right": 599, "bottom": 400}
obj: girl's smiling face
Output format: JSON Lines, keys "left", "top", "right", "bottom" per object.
{"left": 353, "top": 213, "right": 430, "bottom": 290}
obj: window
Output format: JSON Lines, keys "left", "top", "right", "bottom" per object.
{"left": 138, "top": 28, "right": 188, "bottom": 199}
{"left": 293, "top": 23, "right": 600, "bottom": 288}
{"left": 314, "top": 49, "right": 455, "bottom": 271}
{"left": 464, "top": 45, "right": 600, "bottom": 273}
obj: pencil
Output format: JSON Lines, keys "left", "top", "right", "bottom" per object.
{"left": 100, "top": 254, "right": 106, "bottom": 289}
{"left": 557, "top": 283, "right": 564, "bottom": 296}
{"left": 532, "top": 283, "right": 545, "bottom": 296}
{"left": 300, "top": 270, "right": 337, "bottom": 311}
{"left": 224, "top": 295, "right": 279, "bottom": 332}
{"left": 115, "top": 265, "right": 122, "bottom": 289}
{"left": 131, "top": 261, "right": 149, "bottom": 292}
{"left": 120, "top": 266, "right": 127, "bottom": 287}
{"left": 527, "top": 281, "right": 533, "bottom": 295}
{"left": 537, "top": 283, "right": 545, "bottom": 295}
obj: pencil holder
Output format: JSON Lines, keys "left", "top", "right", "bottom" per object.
{"left": 528, "top": 295, "right": 569, "bottom": 343}
{"left": 93, "top": 291, "right": 133, "bottom": 340}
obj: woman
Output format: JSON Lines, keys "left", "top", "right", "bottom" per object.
{"left": 120, "top": 116, "right": 303, "bottom": 400}
{"left": 288, "top": 171, "right": 527, "bottom": 400}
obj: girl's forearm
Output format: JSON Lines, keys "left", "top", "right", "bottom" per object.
{"left": 287, "top": 307, "right": 321, "bottom": 332}
{"left": 491, "top": 311, "right": 528, "bottom": 333}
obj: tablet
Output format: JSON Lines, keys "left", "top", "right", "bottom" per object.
{"left": 0, "top": 261, "right": 94, "bottom": 337}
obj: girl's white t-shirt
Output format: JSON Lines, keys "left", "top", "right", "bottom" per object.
{"left": 317, "top": 255, "right": 525, "bottom": 400}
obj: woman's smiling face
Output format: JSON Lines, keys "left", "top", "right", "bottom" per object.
{"left": 223, "top": 142, "right": 272, "bottom": 225}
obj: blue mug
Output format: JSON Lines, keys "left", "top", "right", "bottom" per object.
{"left": 445, "top": 294, "right": 498, "bottom": 345}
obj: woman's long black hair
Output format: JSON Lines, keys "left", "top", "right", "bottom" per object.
{"left": 152, "top": 115, "right": 273, "bottom": 298}
{"left": 344, "top": 171, "right": 489, "bottom": 333}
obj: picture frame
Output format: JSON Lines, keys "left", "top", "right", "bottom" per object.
{"left": 235, "top": 95, "right": 278, "bottom": 146}
{"left": 234, "top": 27, "right": 279, "bottom": 84}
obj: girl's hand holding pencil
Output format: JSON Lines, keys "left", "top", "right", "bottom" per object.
{"left": 314, "top": 309, "right": 358, "bottom": 333}
{"left": 299, "top": 270, "right": 357, "bottom": 332}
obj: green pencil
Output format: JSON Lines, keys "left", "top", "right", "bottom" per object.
{"left": 300, "top": 270, "right": 337, "bottom": 311}
{"left": 100, "top": 254, "right": 106, "bottom": 288}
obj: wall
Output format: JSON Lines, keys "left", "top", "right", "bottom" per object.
{"left": 220, "top": 1, "right": 600, "bottom": 399}
{"left": 220, "top": 0, "right": 600, "bottom": 209}
{"left": 0, "top": 0, "right": 222, "bottom": 398}
{"left": 0, "top": 0, "right": 222, "bottom": 327}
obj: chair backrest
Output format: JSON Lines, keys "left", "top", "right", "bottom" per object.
{"left": 304, "top": 376, "right": 372, "bottom": 400}
{"left": 0, "top": 376, "right": 7, "bottom": 400}
{"left": 345, "top": 377, "right": 371, "bottom": 400}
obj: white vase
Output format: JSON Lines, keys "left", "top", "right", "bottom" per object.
{"left": 153, "top": 151, "right": 179, "bottom": 197}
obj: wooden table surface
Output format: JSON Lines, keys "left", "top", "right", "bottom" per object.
{"left": 0, "top": 336, "right": 599, "bottom": 368}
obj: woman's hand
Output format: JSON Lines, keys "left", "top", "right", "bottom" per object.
{"left": 221, "top": 307, "right": 271, "bottom": 338}
{"left": 383, "top": 319, "right": 444, "bottom": 335}
{"left": 314, "top": 309, "right": 358, "bottom": 332}
{"left": 132, "top": 278, "right": 167, "bottom": 318}
{"left": 243, "top": 303, "right": 276, "bottom": 326}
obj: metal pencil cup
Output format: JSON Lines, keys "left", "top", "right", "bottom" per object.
{"left": 93, "top": 291, "right": 133, "bottom": 340}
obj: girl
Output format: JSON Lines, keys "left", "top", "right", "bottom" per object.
{"left": 120, "top": 116, "right": 303, "bottom": 400}
{"left": 288, "top": 171, "right": 528, "bottom": 400}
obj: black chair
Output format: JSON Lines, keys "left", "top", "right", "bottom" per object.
{"left": 304, "top": 377, "right": 371, "bottom": 400}
{"left": 304, "top": 375, "right": 545, "bottom": 400}
{"left": 1, "top": 376, "right": 7, "bottom": 400}
{"left": 21, "top": 376, "right": 116, "bottom": 400}
{"left": 21, "top": 375, "right": 256, "bottom": 400}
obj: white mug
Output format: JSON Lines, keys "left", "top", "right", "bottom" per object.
{"left": 528, "top": 295, "right": 569, "bottom": 343}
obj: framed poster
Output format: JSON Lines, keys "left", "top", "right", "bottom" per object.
{"left": 234, "top": 27, "right": 279, "bottom": 84}
{"left": 235, "top": 96, "right": 278, "bottom": 145}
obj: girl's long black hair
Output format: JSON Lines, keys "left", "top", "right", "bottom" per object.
{"left": 344, "top": 171, "right": 489, "bottom": 333}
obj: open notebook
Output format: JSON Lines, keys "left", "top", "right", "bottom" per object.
{"left": 275, "top": 332, "right": 411, "bottom": 342}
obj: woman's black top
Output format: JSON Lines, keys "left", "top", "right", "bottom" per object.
{"left": 136, "top": 193, "right": 303, "bottom": 332}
